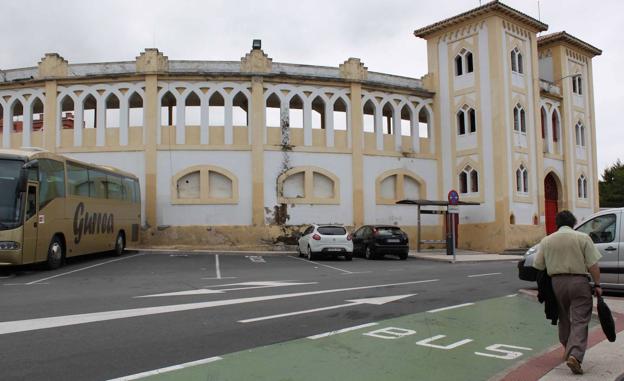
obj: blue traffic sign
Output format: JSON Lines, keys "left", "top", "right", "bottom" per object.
{"left": 448, "top": 190, "right": 459, "bottom": 205}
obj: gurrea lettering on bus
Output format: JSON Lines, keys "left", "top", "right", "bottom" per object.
{"left": 73, "top": 202, "right": 114, "bottom": 244}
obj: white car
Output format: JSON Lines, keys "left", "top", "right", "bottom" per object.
{"left": 297, "top": 224, "right": 353, "bottom": 261}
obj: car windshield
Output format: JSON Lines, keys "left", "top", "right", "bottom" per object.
{"left": 318, "top": 226, "right": 346, "bottom": 235}
{"left": 0, "top": 159, "right": 25, "bottom": 230}
{"left": 376, "top": 227, "right": 402, "bottom": 236}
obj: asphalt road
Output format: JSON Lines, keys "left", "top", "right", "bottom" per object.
{"left": 0, "top": 251, "right": 526, "bottom": 381}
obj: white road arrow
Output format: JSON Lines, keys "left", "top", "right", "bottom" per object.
{"left": 136, "top": 281, "right": 318, "bottom": 298}
{"left": 238, "top": 294, "right": 417, "bottom": 323}
{"left": 0, "top": 279, "right": 436, "bottom": 335}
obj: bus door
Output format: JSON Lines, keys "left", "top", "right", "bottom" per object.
{"left": 22, "top": 182, "right": 39, "bottom": 264}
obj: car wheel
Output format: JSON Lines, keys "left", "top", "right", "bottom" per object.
{"left": 399, "top": 253, "right": 408, "bottom": 260}
{"left": 46, "top": 236, "right": 64, "bottom": 270}
{"left": 297, "top": 245, "right": 304, "bottom": 258}
{"left": 365, "top": 246, "right": 375, "bottom": 260}
{"left": 307, "top": 246, "right": 315, "bottom": 261}
{"left": 112, "top": 232, "right": 125, "bottom": 257}
{"left": 345, "top": 253, "right": 353, "bottom": 261}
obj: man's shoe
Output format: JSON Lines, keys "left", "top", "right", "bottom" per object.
{"left": 566, "top": 355, "right": 583, "bottom": 375}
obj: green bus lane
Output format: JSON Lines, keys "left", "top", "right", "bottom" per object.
{"left": 139, "top": 295, "right": 563, "bottom": 381}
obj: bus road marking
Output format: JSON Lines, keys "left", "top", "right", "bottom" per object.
{"left": 307, "top": 322, "right": 379, "bottom": 340}
{"left": 25, "top": 253, "right": 146, "bottom": 285}
{"left": 427, "top": 302, "right": 475, "bottom": 313}
{"left": 107, "top": 356, "right": 223, "bottom": 381}
{"left": 467, "top": 272, "right": 502, "bottom": 278}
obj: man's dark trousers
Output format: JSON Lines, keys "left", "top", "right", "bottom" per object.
{"left": 552, "top": 275, "right": 593, "bottom": 362}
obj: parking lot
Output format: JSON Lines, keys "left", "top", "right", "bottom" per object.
{"left": 0, "top": 250, "right": 546, "bottom": 380}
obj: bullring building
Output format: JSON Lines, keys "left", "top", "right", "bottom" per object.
{"left": 0, "top": 1, "right": 601, "bottom": 252}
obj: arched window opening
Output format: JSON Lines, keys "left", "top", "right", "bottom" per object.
{"left": 288, "top": 95, "right": 303, "bottom": 128}
{"left": 459, "top": 165, "right": 479, "bottom": 194}
{"left": 376, "top": 170, "right": 424, "bottom": 204}
{"left": 232, "top": 92, "right": 249, "bottom": 127}
{"left": 540, "top": 107, "right": 547, "bottom": 140}
{"left": 513, "top": 104, "right": 526, "bottom": 133}
{"left": 551, "top": 112, "right": 560, "bottom": 143}
{"left": 577, "top": 175, "right": 588, "bottom": 199}
{"left": 468, "top": 108, "right": 476, "bottom": 133}
{"left": 516, "top": 164, "right": 528, "bottom": 193}
{"left": 573, "top": 76, "right": 583, "bottom": 95}
{"left": 400, "top": 105, "right": 411, "bottom": 136}
{"left": 160, "top": 91, "right": 177, "bottom": 127}
{"left": 0, "top": 104, "right": 3, "bottom": 133}
{"left": 173, "top": 166, "right": 238, "bottom": 204}
{"left": 455, "top": 48, "right": 474, "bottom": 76}
{"left": 11, "top": 101, "right": 23, "bottom": 132}
{"left": 511, "top": 50, "right": 517, "bottom": 72}
{"left": 278, "top": 167, "right": 339, "bottom": 204}
{"left": 128, "top": 92, "right": 143, "bottom": 128}
{"left": 31, "top": 98, "right": 45, "bottom": 131}
{"left": 382, "top": 103, "right": 394, "bottom": 135}
{"left": 105, "top": 93, "right": 120, "bottom": 128}
{"left": 209, "top": 92, "right": 225, "bottom": 126}
{"left": 466, "top": 52, "right": 474, "bottom": 73}
{"left": 265, "top": 93, "right": 281, "bottom": 128}
{"left": 418, "top": 107, "right": 430, "bottom": 138}
{"left": 455, "top": 55, "right": 463, "bottom": 76}
{"left": 510, "top": 214, "right": 516, "bottom": 225}
{"left": 311, "top": 96, "right": 324, "bottom": 130}
{"left": 457, "top": 105, "right": 476, "bottom": 135}
{"left": 511, "top": 48, "right": 524, "bottom": 74}
{"left": 363, "top": 100, "right": 375, "bottom": 133}
{"left": 456, "top": 110, "right": 465, "bottom": 135}
{"left": 333, "top": 98, "right": 348, "bottom": 131}
{"left": 575, "top": 122, "right": 586, "bottom": 147}
{"left": 184, "top": 92, "right": 201, "bottom": 126}
{"left": 83, "top": 94, "right": 97, "bottom": 128}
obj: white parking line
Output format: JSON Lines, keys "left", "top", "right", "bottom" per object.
{"left": 427, "top": 302, "right": 475, "bottom": 313}
{"left": 287, "top": 255, "right": 353, "bottom": 274}
{"left": 467, "top": 272, "right": 502, "bottom": 278}
{"left": 25, "top": 253, "right": 145, "bottom": 285}
{"left": 215, "top": 254, "right": 221, "bottom": 279}
{"left": 107, "top": 356, "right": 223, "bottom": 381}
{"left": 307, "top": 323, "right": 379, "bottom": 340}
{"left": 506, "top": 293, "right": 518, "bottom": 298}
{"left": 340, "top": 271, "right": 372, "bottom": 275}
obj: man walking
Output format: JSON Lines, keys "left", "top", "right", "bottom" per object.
{"left": 533, "top": 210, "right": 602, "bottom": 375}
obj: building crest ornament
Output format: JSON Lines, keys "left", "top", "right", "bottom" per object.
{"left": 240, "top": 49, "right": 273, "bottom": 74}
{"left": 136, "top": 48, "right": 169, "bottom": 74}
{"left": 339, "top": 58, "right": 368, "bottom": 81}
{"left": 37, "top": 53, "right": 69, "bottom": 79}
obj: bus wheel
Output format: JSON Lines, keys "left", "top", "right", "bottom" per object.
{"left": 46, "top": 236, "right": 64, "bottom": 270}
{"left": 113, "top": 233, "right": 125, "bottom": 257}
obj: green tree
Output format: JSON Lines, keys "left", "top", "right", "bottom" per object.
{"left": 599, "top": 159, "right": 624, "bottom": 208}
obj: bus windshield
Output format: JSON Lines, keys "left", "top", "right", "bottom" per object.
{"left": 0, "top": 159, "right": 25, "bottom": 230}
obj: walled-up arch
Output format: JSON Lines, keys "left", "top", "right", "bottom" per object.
{"left": 277, "top": 166, "right": 340, "bottom": 205}
{"left": 375, "top": 169, "right": 427, "bottom": 204}
{"left": 171, "top": 165, "right": 238, "bottom": 205}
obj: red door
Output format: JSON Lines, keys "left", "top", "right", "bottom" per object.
{"left": 544, "top": 174, "right": 559, "bottom": 235}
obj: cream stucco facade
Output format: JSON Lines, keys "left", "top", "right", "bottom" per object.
{"left": 0, "top": 1, "right": 601, "bottom": 252}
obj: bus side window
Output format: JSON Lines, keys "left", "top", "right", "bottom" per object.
{"left": 38, "top": 159, "right": 66, "bottom": 208}
{"left": 122, "top": 177, "right": 134, "bottom": 202}
{"left": 67, "top": 163, "right": 90, "bottom": 197}
{"left": 133, "top": 179, "right": 140, "bottom": 204}
{"left": 89, "top": 170, "right": 108, "bottom": 199}
{"left": 26, "top": 186, "right": 37, "bottom": 221}
{"left": 106, "top": 175, "right": 123, "bottom": 200}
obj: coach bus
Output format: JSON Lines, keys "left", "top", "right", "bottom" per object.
{"left": 0, "top": 148, "right": 141, "bottom": 269}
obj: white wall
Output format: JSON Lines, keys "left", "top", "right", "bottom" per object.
{"left": 264, "top": 151, "right": 353, "bottom": 225}
{"left": 65, "top": 152, "right": 146, "bottom": 224}
{"left": 156, "top": 151, "right": 252, "bottom": 226}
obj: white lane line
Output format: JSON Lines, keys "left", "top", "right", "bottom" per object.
{"left": 506, "top": 293, "right": 518, "bottom": 298}
{"left": 0, "top": 279, "right": 437, "bottom": 335}
{"left": 215, "top": 254, "right": 221, "bottom": 279}
{"left": 287, "top": 255, "right": 353, "bottom": 274}
{"left": 467, "top": 272, "right": 502, "bottom": 278}
{"left": 25, "top": 253, "right": 146, "bottom": 285}
{"left": 107, "top": 356, "right": 223, "bottom": 381}
{"left": 427, "top": 302, "right": 475, "bottom": 313}
{"left": 341, "top": 271, "right": 372, "bottom": 275}
{"left": 239, "top": 294, "right": 415, "bottom": 323}
{"left": 307, "top": 323, "right": 379, "bottom": 340}
{"left": 201, "top": 277, "right": 237, "bottom": 280}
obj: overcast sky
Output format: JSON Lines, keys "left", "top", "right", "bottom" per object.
{"left": 1, "top": 0, "right": 621, "bottom": 175}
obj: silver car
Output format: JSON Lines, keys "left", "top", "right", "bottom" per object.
{"left": 519, "top": 207, "right": 623, "bottom": 290}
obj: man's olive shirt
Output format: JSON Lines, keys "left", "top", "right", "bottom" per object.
{"left": 533, "top": 226, "right": 602, "bottom": 275}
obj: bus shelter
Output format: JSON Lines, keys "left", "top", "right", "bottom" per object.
{"left": 396, "top": 199, "right": 480, "bottom": 253}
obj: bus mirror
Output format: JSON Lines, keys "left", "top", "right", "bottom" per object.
{"left": 18, "top": 168, "right": 28, "bottom": 192}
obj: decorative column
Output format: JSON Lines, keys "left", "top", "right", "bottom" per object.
{"left": 136, "top": 49, "right": 169, "bottom": 227}
{"left": 37, "top": 53, "right": 68, "bottom": 152}
{"left": 340, "top": 58, "right": 367, "bottom": 226}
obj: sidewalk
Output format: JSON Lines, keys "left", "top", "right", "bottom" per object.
{"left": 410, "top": 249, "right": 523, "bottom": 263}
{"left": 498, "top": 290, "right": 624, "bottom": 381}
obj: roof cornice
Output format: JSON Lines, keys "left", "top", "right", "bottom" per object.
{"left": 414, "top": 0, "right": 548, "bottom": 38}
{"left": 537, "top": 31, "right": 602, "bottom": 57}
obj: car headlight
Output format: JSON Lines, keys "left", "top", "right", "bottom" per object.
{"left": 0, "top": 241, "right": 20, "bottom": 250}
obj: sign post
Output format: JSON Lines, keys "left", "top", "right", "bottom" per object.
{"left": 447, "top": 190, "right": 460, "bottom": 263}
